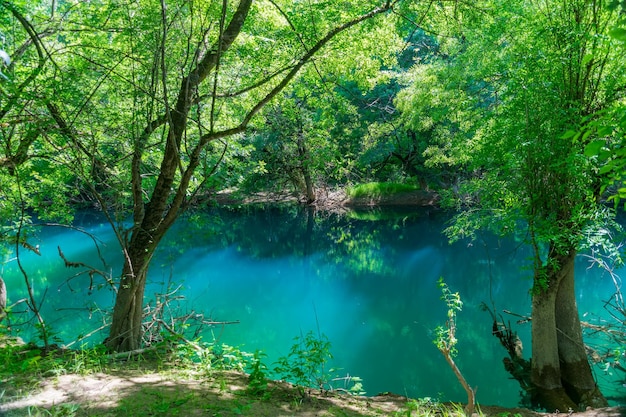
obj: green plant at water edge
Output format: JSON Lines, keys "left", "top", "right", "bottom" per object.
{"left": 0, "top": 340, "right": 112, "bottom": 384}
{"left": 274, "top": 331, "right": 333, "bottom": 397}
{"left": 273, "top": 331, "right": 365, "bottom": 398}
{"left": 202, "top": 342, "right": 249, "bottom": 372}
{"left": 347, "top": 182, "right": 419, "bottom": 198}
{"left": 394, "top": 398, "right": 478, "bottom": 417}
{"left": 331, "top": 374, "right": 365, "bottom": 395}
{"left": 434, "top": 277, "right": 476, "bottom": 417}
{"left": 246, "top": 350, "right": 269, "bottom": 398}
{"left": 165, "top": 339, "right": 249, "bottom": 375}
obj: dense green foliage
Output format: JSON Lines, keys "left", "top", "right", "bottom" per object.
{"left": 396, "top": 0, "right": 626, "bottom": 409}
{"left": 1, "top": 0, "right": 626, "bottom": 410}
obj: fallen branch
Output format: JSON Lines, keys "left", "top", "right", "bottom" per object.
{"left": 57, "top": 246, "right": 115, "bottom": 293}
{"left": 106, "top": 345, "right": 160, "bottom": 360}
{"left": 156, "top": 318, "right": 203, "bottom": 353}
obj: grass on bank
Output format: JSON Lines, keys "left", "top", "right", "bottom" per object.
{"left": 346, "top": 182, "right": 420, "bottom": 199}
{"left": 0, "top": 335, "right": 486, "bottom": 417}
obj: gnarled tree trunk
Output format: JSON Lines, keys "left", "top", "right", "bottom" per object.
{"left": 105, "top": 229, "right": 156, "bottom": 352}
{"left": 297, "top": 131, "right": 315, "bottom": 204}
{"left": 103, "top": 0, "right": 396, "bottom": 352}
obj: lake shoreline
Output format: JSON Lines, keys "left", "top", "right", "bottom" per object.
{"left": 1, "top": 351, "right": 623, "bottom": 417}
{"left": 213, "top": 187, "right": 441, "bottom": 210}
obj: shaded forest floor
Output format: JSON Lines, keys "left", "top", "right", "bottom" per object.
{"left": 2, "top": 360, "right": 626, "bottom": 417}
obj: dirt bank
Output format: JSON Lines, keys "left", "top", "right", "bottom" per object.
{"left": 213, "top": 188, "right": 440, "bottom": 210}
{"left": 2, "top": 366, "right": 624, "bottom": 417}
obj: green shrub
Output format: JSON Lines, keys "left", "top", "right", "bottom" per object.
{"left": 347, "top": 182, "right": 419, "bottom": 198}
{"left": 273, "top": 331, "right": 364, "bottom": 398}
{"left": 274, "top": 331, "right": 333, "bottom": 398}
{"left": 246, "top": 350, "right": 269, "bottom": 397}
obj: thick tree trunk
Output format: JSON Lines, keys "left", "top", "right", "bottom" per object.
{"left": 106, "top": 263, "right": 148, "bottom": 352}
{"left": 105, "top": 229, "right": 156, "bottom": 352}
{"left": 555, "top": 250, "right": 608, "bottom": 408}
{"left": 531, "top": 274, "right": 576, "bottom": 412}
{"left": 303, "top": 168, "right": 315, "bottom": 204}
{"left": 530, "top": 248, "right": 606, "bottom": 411}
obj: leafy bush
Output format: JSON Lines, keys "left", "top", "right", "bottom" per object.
{"left": 274, "top": 331, "right": 334, "bottom": 397}
{"left": 347, "top": 182, "right": 419, "bottom": 198}
{"left": 273, "top": 331, "right": 364, "bottom": 398}
{"left": 246, "top": 350, "right": 269, "bottom": 397}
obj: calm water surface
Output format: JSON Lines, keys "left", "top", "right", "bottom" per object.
{"left": 1, "top": 206, "right": 622, "bottom": 406}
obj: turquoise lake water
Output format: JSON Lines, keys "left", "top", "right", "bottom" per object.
{"left": 1, "top": 206, "right": 623, "bottom": 407}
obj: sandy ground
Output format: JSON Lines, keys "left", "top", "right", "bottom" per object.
{"left": 2, "top": 368, "right": 625, "bottom": 417}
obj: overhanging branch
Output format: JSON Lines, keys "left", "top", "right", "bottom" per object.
{"left": 158, "top": 1, "right": 396, "bottom": 236}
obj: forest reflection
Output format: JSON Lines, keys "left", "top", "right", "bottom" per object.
{"left": 2, "top": 206, "right": 622, "bottom": 406}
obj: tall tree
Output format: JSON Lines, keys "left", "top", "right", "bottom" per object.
{"left": 2, "top": 0, "right": 402, "bottom": 352}
{"left": 398, "top": 0, "right": 625, "bottom": 410}
{"left": 239, "top": 18, "right": 406, "bottom": 202}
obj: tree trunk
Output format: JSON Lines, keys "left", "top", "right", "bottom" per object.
{"left": 531, "top": 271, "right": 576, "bottom": 412}
{"left": 297, "top": 128, "right": 315, "bottom": 204}
{"left": 105, "top": 229, "right": 157, "bottom": 352}
{"left": 106, "top": 263, "right": 147, "bottom": 352}
{"left": 302, "top": 164, "right": 315, "bottom": 204}
{"left": 530, "top": 248, "right": 606, "bottom": 411}
{"left": 0, "top": 275, "right": 6, "bottom": 323}
{"left": 555, "top": 249, "right": 608, "bottom": 408}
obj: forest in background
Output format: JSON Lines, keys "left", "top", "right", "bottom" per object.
{"left": 1, "top": 0, "right": 626, "bottom": 411}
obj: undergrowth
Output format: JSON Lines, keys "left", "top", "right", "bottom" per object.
{"left": 0, "top": 330, "right": 484, "bottom": 417}
{"left": 0, "top": 329, "right": 366, "bottom": 414}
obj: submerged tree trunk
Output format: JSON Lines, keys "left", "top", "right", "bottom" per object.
{"left": 530, "top": 248, "right": 607, "bottom": 411}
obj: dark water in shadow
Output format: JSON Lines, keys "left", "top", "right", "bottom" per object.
{"left": 1, "top": 206, "right": 622, "bottom": 406}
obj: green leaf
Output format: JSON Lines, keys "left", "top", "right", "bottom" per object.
{"left": 608, "top": 0, "right": 621, "bottom": 11}
{"left": 600, "top": 164, "right": 614, "bottom": 175}
{"left": 598, "top": 150, "right": 612, "bottom": 160}
{"left": 609, "top": 27, "right": 626, "bottom": 42}
{"left": 581, "top": 54, "right": 593, "bottom": 66}
{"left": 584, "top": 140, "right": 604, "bottom": 157}
{"left": 596, "top": 126, "right": 613, "bottom": 137}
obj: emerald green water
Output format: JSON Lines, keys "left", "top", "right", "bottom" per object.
{"left": 1, "top": 206, "right": 622, "bottom": 406}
